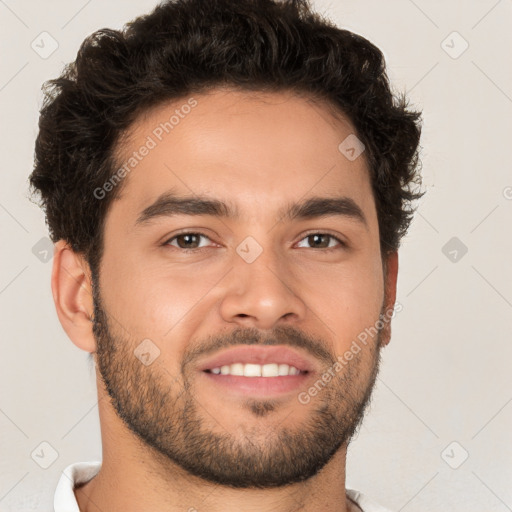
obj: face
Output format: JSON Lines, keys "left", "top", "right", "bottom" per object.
{"left": 91, "top": 88, "right": 394, "bottom": 488}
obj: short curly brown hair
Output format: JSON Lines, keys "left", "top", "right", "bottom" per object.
{"left": 28, "top": 0, "right": 423, "bottom": 278}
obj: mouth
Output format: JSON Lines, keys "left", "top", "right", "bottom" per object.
{"left": 197, "top": 345, "right": 317, "bottom": 397}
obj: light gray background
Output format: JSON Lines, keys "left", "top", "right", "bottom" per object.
{"left": 1, "top": 1, "right": 511, "bottom": 510}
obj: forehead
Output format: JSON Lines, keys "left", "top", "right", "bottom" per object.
{"left": 108, "top": 88, "right": 376, "bottom": 228}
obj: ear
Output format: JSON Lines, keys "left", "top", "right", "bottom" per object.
{"left": 51, "top": 240, "right": 96, "bottom": 353}
{"left": 380, "top": 251, "right": 399, "bottom": 347}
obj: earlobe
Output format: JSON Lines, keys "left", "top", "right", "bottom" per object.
{"left": 380, "top": 251, "right": 399, "bottom": 347}
{"left": 51, "top": 240, "right": 96, "bottom": 353}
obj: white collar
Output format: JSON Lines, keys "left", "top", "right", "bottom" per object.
{"left": 54, "top": 461, "right": 101, "bottom": 512}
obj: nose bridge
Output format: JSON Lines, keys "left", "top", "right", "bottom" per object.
{"left": 219, "top": 235, "right": 307, "bottom": 329}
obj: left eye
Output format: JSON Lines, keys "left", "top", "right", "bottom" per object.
{"left": 296, "top": 233, "right": 345, "bottom": 250}
{"left": 164, "top": 232, "right": 345, "bottom": 251}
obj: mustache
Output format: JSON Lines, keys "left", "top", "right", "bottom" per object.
{"left": 181, "top": 324, "right": 336, "bottom": 373}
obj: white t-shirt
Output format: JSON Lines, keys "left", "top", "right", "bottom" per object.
{"left": 54, "top": 461, "right": 394, "bottom": 512}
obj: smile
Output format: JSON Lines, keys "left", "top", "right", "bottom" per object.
{"left": 206, "top": 363, "right": 306, "bottom": 377}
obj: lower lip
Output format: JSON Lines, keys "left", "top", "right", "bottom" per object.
{"left": 200, "top": 370, "right": 312, "bottom": 397}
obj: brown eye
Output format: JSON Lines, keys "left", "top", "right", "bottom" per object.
{"left": 307, "top": 234, "right": 330, "bottom": 248}
{"left": 296, "top": 233, "right": 345, "bottom": 250}
{"left": 165, "top": 232, "right": 211, "bottom": 250}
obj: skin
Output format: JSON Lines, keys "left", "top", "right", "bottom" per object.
{"left": 52, "top": 87, "right": 398, "bottom": 512}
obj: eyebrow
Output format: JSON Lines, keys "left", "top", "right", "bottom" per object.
{"left": 135, "top": 191, "right": 368, "bottom": 229}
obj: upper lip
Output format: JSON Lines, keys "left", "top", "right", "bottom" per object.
{"left": 197, "top": 345, "right": 318, "bottom": 373}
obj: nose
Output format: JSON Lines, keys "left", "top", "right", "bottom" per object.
{"left": 219, "top": 246, "right": 308, "bottom": 331}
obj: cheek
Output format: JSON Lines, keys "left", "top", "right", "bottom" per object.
{"left": 302, "top": 257, "right": 384, "bottom": 347}
{"left": 104, "top": 261, "right": 222, "bottom": 341}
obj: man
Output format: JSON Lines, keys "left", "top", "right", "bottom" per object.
{"left": 29, "top": 0, "right": 423, "bottom": 510}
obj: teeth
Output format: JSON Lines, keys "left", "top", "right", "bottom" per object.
{"left": 209, "top": 363, "right": 303, "bottom": 377}
{"left": 244, "top": 363, "right": 261, "bottom": 377}
{"left": 262, "top": 363, "right": 279, "bottom": 377}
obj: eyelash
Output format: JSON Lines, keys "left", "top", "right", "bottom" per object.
{"left": 162, "top": 231, "right": 347, "bottom": 253}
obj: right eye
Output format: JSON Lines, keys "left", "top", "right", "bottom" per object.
{"left": 163, "top": 232, "right": 214, "bottom": 251}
